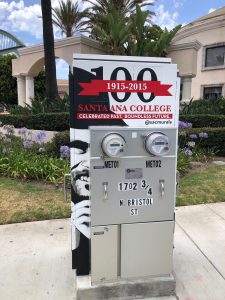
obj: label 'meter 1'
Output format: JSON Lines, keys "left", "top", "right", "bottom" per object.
{"left": 104, "top": 161, "right": 119, "bottom": 168}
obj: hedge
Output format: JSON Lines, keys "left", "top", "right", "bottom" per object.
{"left": 0, "top": 112, "right": 69, "bottom": 131}
{"left": 179, "top": 114, "right": 225, "bottom": 128}
{"left": 1, "top": 113, "right": 224, "bottom": 131}
{"left": 1, "top": 112, "right": 225, "bottom": 132}
{"left": 1, "top": 114, "right": 224, "bottom": 155}
{"left": 180, "top": 98, "right": 225, "bottom": 115}
{"left": 179, "top": 127, "right": 225, "bottom": 156}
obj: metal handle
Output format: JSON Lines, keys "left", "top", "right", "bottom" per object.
{"left": 176, "top": 170, "right": 180, "bottom": 195}
{"left": 159, "top": 180, "right": 165, "bottom": 197}
{"left": 103, "top": 182, "right": 108, "bottom": 200}
{"left": 64, "top": 173, "right": 71, "bottom": 202}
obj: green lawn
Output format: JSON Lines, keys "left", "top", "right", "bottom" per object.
{"left": 176, "top": 166, "right": 225, "bottom": 206}
{"left": 0, "top": 177, "right": 70, "bottom": 225}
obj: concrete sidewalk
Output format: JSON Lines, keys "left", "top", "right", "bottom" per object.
{"left": 0, "top": 203, "right": 225, "bottom": 300}
{"left": 174, "top": 203, "right": 225, "bottom": 300}
{"left": 0, "top": 219, "right": 76, "bottom": 300}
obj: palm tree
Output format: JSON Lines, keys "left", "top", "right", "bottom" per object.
{"left": 145, "top": 24, "right": 182, "bottom": 57}
{"left": 52, "top": 0, "right": 85, "bottom": 37}
{"left": 41, "top": 0, "right": 58, "bottom": 106}
{"left": 84, "top": 0, "right": 153, "bottom": 16}
{"left": 91, "top": 8, "right": 133, "bottom": 54}
{"left": 127, "top": 4, "right": 153, "bottom": 56}
{"left": 83, "top": 0, "right": 154, "bottom": 33}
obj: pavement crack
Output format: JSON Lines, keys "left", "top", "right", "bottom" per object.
{"left": 205, "top": 204, "right": 225, "bottom": 221}
{"left": 175, "top": 221, "right": 225, "bottom": 281}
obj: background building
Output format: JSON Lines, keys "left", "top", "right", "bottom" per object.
{"left": 169, "top": 6, "right": 225, "bottom": 102}
{"left": 11, "top": 6, "right": 225, "bottom": 105}
{"left": 57, "top": 79, "right": 69, "bottom": 98}
{"left": 0, "top": 29, "right": 24, "bottom": 57}
{"left": 12, "top": 36, "right": 106, "bottom": 106}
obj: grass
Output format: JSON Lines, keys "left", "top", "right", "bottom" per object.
{"left": 176, "top": 165, "right": 225, "bottom": 206}
{"left": 0, "top": 177, "right": 70, "bottom": 225}
{"left": 0, "top": 165, "right": 225, "bottom": 224}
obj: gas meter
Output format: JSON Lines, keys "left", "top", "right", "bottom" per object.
{"left": 102, "top": 133, "right": 126, "bottom": 158}
{"left": 145, "top": 132, "right": 170, "bottom": 156}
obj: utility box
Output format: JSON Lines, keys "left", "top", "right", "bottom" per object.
{"left": 90, "top": 127, "right": 177, "bottom": 283}
{"left": 70, "top": 54, "right": 180, "bottom": 290}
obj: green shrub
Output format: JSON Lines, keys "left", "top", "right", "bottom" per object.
{"left": 179, "top": 127, "right": 225, "bottom": 156}
{"left": 0, "top": 54, "right": 17, "bottom": 105}
{"left": 0, "top": 112, "right": 69, "bottom": 131}
{"left": 179, "top": 114, "right": 225, "bottom": 128}
{"left": 177, "top": 150, "right": 191, "bottom": 174}
{"left": 8, "top": 93, "right": 69, "bottom": 115}
{"left": 180, "top": 98, "right": 225, "bottom": 115}
{"left": 0, "top": 150, "right": 70, "bottom": 183}
{"left": 47, "top": 131, "right": 70, "bottom": 157}
{"left": 0, "top": 128, "right": 70, "bottom": 183}
{"left": 34, "top": 69, "right": 46, "bottom": 100}
{"left": 191, "top": 147, "right": 215, "bottom": 162}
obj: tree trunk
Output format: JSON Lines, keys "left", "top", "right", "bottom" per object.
{"left": 41, "top": 0, "right": 58, "bottom": 107}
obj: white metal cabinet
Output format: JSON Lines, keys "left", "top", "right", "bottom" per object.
{"left": 91, "top": 225, "right": 119, "bottom": 283}
{"left": 121, "top": 221, "right": 174, "bottom": 279}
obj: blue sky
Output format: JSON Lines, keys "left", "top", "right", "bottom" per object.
{"left": 154, "top": 0, "right": 224, "bottom": 28}
{"left": 0, "top": 0, "right": 224, "bottom": 78}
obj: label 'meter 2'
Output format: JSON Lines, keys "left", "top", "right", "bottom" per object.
{"left": 146, "top": 160, "right": 162, "bottom": 168}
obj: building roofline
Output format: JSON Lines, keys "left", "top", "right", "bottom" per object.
{"left": 169, "top": 40, "right": 202, "bottom": 52}
{"left": 173, "top": 19, "right": 225, "bottom": 44}
{"left": 0, "top": 29, "right": 25, "bottom": 47}
{"left": 191, "top": 6, "right": 225, "bottom": 24}
{"left": 18, "top": 35, "right": 105, "bottom": 56}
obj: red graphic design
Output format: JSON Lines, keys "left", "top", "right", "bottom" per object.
{"left": 78, "top": 80, "right": 172, "bottom": 96}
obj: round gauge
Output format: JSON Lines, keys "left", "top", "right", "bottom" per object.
{"left": 145, "top": 132, "right": 170, "bottom": 156}
{"left": 101, "top": 133, "right": 126, "bottom": 158}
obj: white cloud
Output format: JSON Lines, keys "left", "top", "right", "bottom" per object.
{"left": 153, "top": 4, "right": 178, "bottom": 30}
{"left": 8, "top": 4, "right": 42, "bottom": 38}
{"left": 208, "top": 8, "right": 216, "bottom": 14}
{"left": 0, "top": 0, "right": 88, "bottom": 43}
{"left": 173, "top": 0, "right": 184, "bottom": 9}
{"left": 0, "top": 1, "right": 42, "bottom": 38}
{"left": 56, "top": 58, "right": 69, "bottom": 79}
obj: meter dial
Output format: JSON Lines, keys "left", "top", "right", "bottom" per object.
{"left": 145, "top": 132, "right": 170, "bottom": 156}
{"left": 101, "top": 133, "right": 126, "bottom": 158}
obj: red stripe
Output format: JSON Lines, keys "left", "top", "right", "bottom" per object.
{"left": 78, "top": 80, "right": 172, "bottom": 96}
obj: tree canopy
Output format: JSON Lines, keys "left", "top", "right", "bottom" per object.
{"left": 83, "top": 0, "right": 154, "bottom": 33}
{"left": 86, "top": 3, "right": 181, "bottom": 56}
{"left": 52, "top": 0, "right": 86, "bottom": 37}
{"left": 50, "top": 1, "right": 181, "bottom": 57}
{"left": 0, "top": 54, "right": 17, "bottom": 105}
